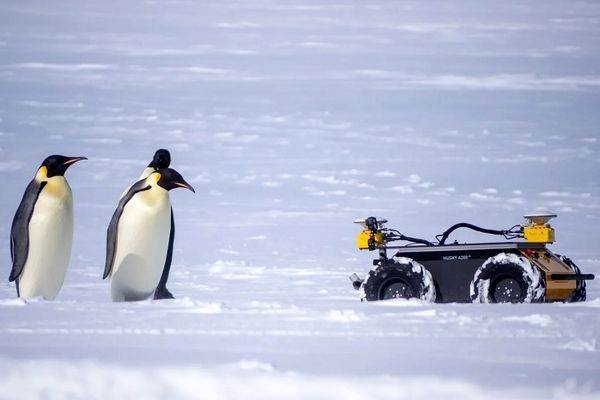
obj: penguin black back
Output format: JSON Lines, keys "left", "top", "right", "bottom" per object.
{"left": 9, "top": 180, "right": 47, "bottom": 283}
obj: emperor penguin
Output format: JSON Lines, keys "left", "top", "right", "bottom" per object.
{"left": 9, "top": 154, "right": 87, "bottom": 300}
{"left": 121, "top": 149, "right": 171, "bottom": 196}
{"left": 104, "top": 168, "right": 194, "bottom": 302}
{"left": 128, "top": 149, "right": 175, "bottom": 300}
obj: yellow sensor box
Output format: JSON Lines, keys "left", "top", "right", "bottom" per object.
{"left": 356, "top": 230, "right": 384, "bottom": 250}
{"left": 524, "top": 224, "right": 555, "bottom": 243}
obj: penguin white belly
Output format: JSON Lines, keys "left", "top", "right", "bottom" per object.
{"left": 110, "top": 191, "right": 171, "bottom": 302}
{"left": 18, "top": 181, "right": 74, "bottom": 300}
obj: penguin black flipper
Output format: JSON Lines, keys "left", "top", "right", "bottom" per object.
{"left": 104, "top": 180, "right": 152, "bottom": 280}
{"left": 9, "top": 180, "right": 47, "bottom": 283}
{"left": 153, "top": 208, "right": 175, "bottom": 300}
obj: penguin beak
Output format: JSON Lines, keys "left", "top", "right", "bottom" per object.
{"left": 63, "top": 156, "right": 88, "bottom": 165}
{"left": 175, "top": 181, "right": 195, "bottom": 193}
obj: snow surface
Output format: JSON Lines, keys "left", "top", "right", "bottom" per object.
{"left": 1, "top": 0, "right": 600, "bottom": 398}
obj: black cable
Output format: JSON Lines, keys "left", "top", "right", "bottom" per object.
{"left": 436, "top": 223, "right": 512, "bottom": 245}
{"left": 503, "top": 224, "right": 524, "bottom": 240}
{"left": 377, "top": 222, "right": 520, "bottom": 247}
{"left": 399, "top": 234, "right": 434, "bottom": 246}
{"left": 384, "top": 229, "right": 433, "bottom": 246}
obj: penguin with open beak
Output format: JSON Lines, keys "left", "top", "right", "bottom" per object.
{"left": 9, "top": 155, "right": 87, "bottom": 300}
{"left": 104, "top": 168, "right": 194, "bottom": 302}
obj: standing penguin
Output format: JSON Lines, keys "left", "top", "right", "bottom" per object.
{"left": 131, "top": 149, "right": 175, "bottom": 300}
{"left": 9, "top": 155, "right": 87, "bottom": 300}
{"left": 104, "top": 168, "right": 194, "bottom": 302}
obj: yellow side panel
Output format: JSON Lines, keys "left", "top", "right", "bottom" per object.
{"left": 521, "top": 250, "right": 576, "bottom": 300}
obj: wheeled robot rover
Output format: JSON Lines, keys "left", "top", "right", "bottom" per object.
{"left": 350, "top": 213, "right": 594, "bottom": 303}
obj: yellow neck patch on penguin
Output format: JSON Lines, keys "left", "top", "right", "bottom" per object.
{"left": 35, "top": 166, "right": 48, "bottom": 181}
{"left": 150, "top": 171, "right": 162, "bottom": 185}
{"left": 148, "top": 171, "right": 168, "bottom": 193}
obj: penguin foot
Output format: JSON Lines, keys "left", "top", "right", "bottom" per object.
{"left": 153, "top": 286, "right": 175, "bottom": 300}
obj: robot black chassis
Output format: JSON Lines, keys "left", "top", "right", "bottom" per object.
{"left": 351, "top": 215, "right": 595, "bottom": 303}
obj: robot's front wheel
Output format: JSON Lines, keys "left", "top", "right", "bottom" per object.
{"left": 360, "top": 258, "right": 436, "bottom": 302}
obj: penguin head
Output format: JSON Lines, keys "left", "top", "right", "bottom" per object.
{"left": 40, "top": 155, "right": 87, "bottom": 178}
{"left": 155, "top": 168, "right": 195, "bottom": 193}
{"left": 148, "top": 149, "right": 171, "bottom": 170}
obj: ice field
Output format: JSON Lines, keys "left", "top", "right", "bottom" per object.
{"left": 0, "top": 1, "right": 599, "bottom": 398}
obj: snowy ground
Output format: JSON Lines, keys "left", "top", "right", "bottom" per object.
{"left": 1, "top": 1, "right": 599, "bottom": 399}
